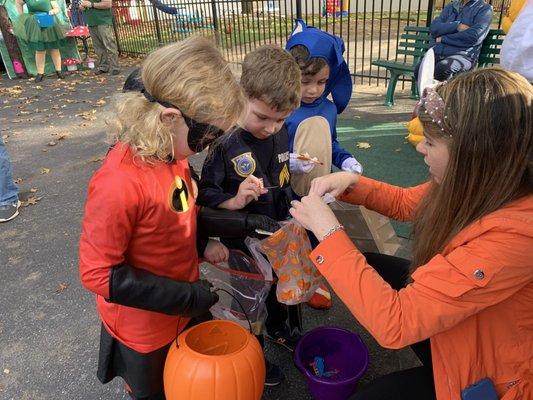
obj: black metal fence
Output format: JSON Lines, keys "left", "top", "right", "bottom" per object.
{"left": 111, "top": 0, "right": 508, "bottom": 84}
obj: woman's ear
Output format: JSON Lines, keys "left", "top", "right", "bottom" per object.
{"left": 160, "top": 108, "right": 182, "bottom": 125}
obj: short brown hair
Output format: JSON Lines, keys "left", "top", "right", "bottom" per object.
{"left": 240, "top": 45, "right": 301, "bottom": 112}
{"left": 289, "top": 45, "right": 329, "bottom": 76}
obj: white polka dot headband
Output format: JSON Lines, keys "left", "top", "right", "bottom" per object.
{"left": 417, "top": 87, "right": 451, "bottom": 136}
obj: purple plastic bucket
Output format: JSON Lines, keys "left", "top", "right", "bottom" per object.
{"left": 294, "top": 326, "right": 369, "bottom": 400}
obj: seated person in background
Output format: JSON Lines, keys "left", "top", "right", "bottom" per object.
{"left": 415, "top": 0, "right": 493, "bottom": 82}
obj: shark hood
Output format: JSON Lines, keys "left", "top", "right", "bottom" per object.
{"left": 286, "top": 19, "right": 353, "bottom": 113}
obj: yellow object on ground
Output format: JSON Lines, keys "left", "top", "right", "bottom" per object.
{"left": 406, "top": 117, "right": 424, "bottom": 146}
{"left": 502, "top": 0, "right": 526, "bottom": 33}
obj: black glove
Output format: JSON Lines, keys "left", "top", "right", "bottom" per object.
{"left": 245, "top": 214, "right": 280, "bottom": 237}
{"left": 197, "top": 207, "right": 280, "bottom": 238}
{"left": 109, "top": 263, "right": 219, "bottom": 317}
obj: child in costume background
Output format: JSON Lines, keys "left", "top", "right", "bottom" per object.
{"left": 285, "top": 19, "right": 363, "bottom": 310}
{"left": 13, "top": 0, "right": 68, "bottom": 81}
{"left": 285, "top": 18, "right": 363, "bottom": 200}
{"left": 197, "top": 45, "right": 302, "bottom": 387}
{"left": 79, "top": 37, "right": 246, "bottom": 399}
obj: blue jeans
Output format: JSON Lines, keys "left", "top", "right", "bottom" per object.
{"left": 0, "top": 136, "right": 18, "bottom": 206}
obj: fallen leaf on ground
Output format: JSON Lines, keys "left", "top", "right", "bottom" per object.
{"left": 30, "top": 188, "right": 38, "bottom": 193}
{"left": 21, "top": 196, "right": 42, "bottom": 207}
{"left": 95, "top": 99, "right": 107, "bottom": 106}
{"left": 90, "top": 155, "right": 106, "bottom": 162}
{"left": 394, "top": 148, "right": 402, "bottom": 152}
{"left": 75, "top": 110, "right": 97, "bottom": 121}
{"left": 40, "top": 168, "right": 50, "bottom": 175}
{"left": 14, "top": 177, "right": 23, "bottom": 184}
{"left": 47, "top": 141, "right": 57, "bottom": 146}
{"left": 52, "top": 131, "right": 72, "bottom": 140}
{"left": 356, "top": 142, "right": 372, "bottom": 149}
{"left": 55, "top": 283, "right": 68, "bottom": 293}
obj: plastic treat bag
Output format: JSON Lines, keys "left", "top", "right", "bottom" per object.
{"left": 247, "top": 220, "right": 323, "bottom": 305}
{"left": 200, "top": 250, "right": 273, "bottom": 334}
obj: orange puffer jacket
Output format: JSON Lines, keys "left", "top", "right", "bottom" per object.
{"left": 311, "top": 176, "right": 533, "bottom": 400}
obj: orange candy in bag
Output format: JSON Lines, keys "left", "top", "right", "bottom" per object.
{"left": 258, "top": 220, "right": 323, "bottom": 305}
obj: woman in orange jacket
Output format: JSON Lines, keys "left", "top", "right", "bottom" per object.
{"left": 290, "top": 67, "right": 532, "bottom": 400}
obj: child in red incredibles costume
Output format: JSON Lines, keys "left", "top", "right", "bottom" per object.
{"left": 79, "top": 37, "right": 250, "bottom": 400}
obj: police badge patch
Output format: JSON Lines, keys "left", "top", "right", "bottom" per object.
{"left": 231, "top": 152, "right": 256, "bottom": 178}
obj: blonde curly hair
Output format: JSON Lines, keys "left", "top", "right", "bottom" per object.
{"left": 108, "top": 36, "right": 245, "bottom": 162}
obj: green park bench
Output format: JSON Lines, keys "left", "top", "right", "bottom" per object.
{"left": 372, "top": 26, "right": 505, "bottom": 106}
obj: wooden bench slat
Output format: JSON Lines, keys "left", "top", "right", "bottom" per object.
{"left": 371, "top": 60, "right": 417, "bottom": 72}
{"left": 404, "top": 26, "right": 430, "bottom": 32}
{"left": 400, "top": 33, "right": 432, "bottom": 40}
{"left": 398, "top": 41, "right": 432, "bottom": 49}
{"left": 397, "top": 49, "right": 427, "bottom": 57}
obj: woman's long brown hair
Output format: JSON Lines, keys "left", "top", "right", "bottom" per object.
{"left": 412, "top": 67, "right": 533, "bottom": 268}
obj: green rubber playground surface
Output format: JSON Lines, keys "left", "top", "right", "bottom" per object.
{"left": 336, "top": 119, "right": 429, "bottom": 238}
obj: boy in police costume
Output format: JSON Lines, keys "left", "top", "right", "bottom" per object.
{"left": 198, "top": 45, "right": 302, "bottom": 386}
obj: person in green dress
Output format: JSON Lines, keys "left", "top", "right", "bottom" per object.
{"left": 13, "top": 0, "right": 67, "bottom": 81}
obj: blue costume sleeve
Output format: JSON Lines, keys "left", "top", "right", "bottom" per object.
{"left": 430, "top": 6, "right": 460, "bottom": 37}
{"left": 331, "top": 118, "right": 352, "bottom": 168}
{"left": 441, "top": 6, "right": 492, "bottom": 47}
{"left": 197, "top": 145, "right": 234, "bottom": 208}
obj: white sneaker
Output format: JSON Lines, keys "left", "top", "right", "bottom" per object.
{"left": 0, "top": 200, "right": 21, "bottom": 222}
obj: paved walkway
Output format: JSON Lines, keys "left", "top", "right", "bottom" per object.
{"left": 0, "top": 62, "right": 421, "bottom": 400}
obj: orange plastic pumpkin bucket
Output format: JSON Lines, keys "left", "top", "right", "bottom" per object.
{"left": 164, "top": 320, "right": 265, "bottom": 400}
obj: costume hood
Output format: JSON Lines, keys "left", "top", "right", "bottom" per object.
{"left": 286, "top": 19, "right": 352, "bottom": 113}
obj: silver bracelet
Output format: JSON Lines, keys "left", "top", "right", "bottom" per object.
{"left": 321, "top": 224, "right": 344, "bottom": 241}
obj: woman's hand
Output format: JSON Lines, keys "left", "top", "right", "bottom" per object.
{"left": 203, "top": 239, "right": 229, "bottom": 264}
{"left": 309, "top": 171, "right": 359, "bottom": 198}
{"left": 290, "top": 193, "right": 341, "bottom": 241}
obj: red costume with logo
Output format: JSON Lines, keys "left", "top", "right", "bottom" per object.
{"left": 80, "top": 142, "right": 199, "bottom": 352}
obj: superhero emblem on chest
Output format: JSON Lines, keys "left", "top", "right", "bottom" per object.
{"left": 231, "top": 152, "right": 256, "bottom": 178}
{"left": 168, "top": 176, "right": 190, "bottom": 213}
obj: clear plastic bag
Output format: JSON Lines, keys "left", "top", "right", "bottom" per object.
{"left": 200, "top": 250, "right": 273, "bottom": 334}
{"left": 247, "top": 220, "right": 323, "bottom": 305}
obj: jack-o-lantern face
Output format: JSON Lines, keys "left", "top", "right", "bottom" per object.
{"left": 169, "top": 176, "right": 190, "bottom": 213}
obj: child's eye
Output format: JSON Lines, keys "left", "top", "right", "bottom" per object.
{"left": 319, "top": 80, "right": 328, "bottom": 84}
{"left": 258, "top": 115, "right": 268, "bottom": 121}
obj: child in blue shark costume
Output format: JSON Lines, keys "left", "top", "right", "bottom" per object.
{"left": 286, "top": 20, "right": 363, "bottom": 310}
{"left": 285, "top": 19, "right": 363, "bottom": 200}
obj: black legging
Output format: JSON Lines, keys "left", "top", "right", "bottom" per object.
{"left": 350, "top": 253, "right": 437, "bottom": 400}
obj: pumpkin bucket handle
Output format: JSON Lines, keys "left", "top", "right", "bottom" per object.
{"left": 175, "top": 287, "right": 253, "bottom": 348}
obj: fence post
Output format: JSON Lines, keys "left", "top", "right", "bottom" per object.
{"left": 210, "top": 0, "right": 219, "bottom": 45}
{"left": 152, "top": 1, "right": 163, "bottom": 47}
{"left": 426, "top": 0, "right": 434, "bottom": 26}
{"left": 296, "top": 0, "right": 302, "bottom": 19}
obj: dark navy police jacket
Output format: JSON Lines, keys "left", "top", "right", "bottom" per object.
{"left": 430, "top": 0, "right": 493, "bottom": 61}
{"left": 198, "top": 126, "right": 292, "bottom": 237}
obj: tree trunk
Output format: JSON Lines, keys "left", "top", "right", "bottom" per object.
{"left": 0, "top": 4, "right": 29, "bottom": 78}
